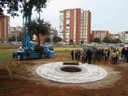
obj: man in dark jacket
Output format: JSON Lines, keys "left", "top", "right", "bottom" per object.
{"left": 70, "top": 50, "right": 74, "bottom": 60}
{"left": 126, "top": 47, "right": 128, "bottom": 63}
{"left": 86, "top": 49, "right": 93, "bottom": 64}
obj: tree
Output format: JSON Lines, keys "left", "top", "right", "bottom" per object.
{"left": 8, "top": 37, "right": 12, "bottom": 42}
{"left": 34, "top": 0, "right": 47, "bottom": 20}
{"left": 93, "top": 38, "right": 100, "bottom": 43}
{"left": 111, "top": 38, "right": 121, "bottom": 44}
{"left": 44, "top": 36, "right": 51, "bottom": 43}
{"left": 53, "top": 36, "right": 62, "bottom": 44}
{"left": 17, "top": 34, "right": 22, "bottom": 41}
{"left": 8, "top": 35, "right": 16, "bottom": 41}
{"left": 81, "top": 40, "right": 84, "bottom": 44}
{"left": 0, "top": 0, "right": 19, "bottom": 16}
{"left": 57, "top": 36, "right": 62, "bottom": 43}
{"left": 0, "top": 0, "right": 48, "bottom": 43}
{"left": 69, "top": 39, "right": 74, "bottom": 45}
{"left": 0, "top": 0, "right": 47, "bottom": 17}
{"left": 27, "top": 19, "right": 51, "bottom": 45}
{"left": 102, "top": 37, "right": 111, "bottom": 43}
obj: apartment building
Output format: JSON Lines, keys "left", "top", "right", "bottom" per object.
{"left": 119, "top": 31, "right": 128, "bottom": 43}
{"left": 92, "top": 30, "right": 110, "bottom": 42}
{"left": 59, "top": 8, "right": 91, "bottom": 44}
{"left": 0, "top": 14, "right": 9, "bottom": 42}
{"left": 9, "top": 27, "right": 23, "bottom": 38}
{"left": 110, "top": 34, "right": 119, "bottom": 40}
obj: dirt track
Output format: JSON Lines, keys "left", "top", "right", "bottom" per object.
{"left": 0, "top": 56, "right": 128, "bottom": 96}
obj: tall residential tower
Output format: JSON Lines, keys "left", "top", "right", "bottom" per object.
{"left": 0, "top": 14, "right": 9, "bottom": 42}
{"left": 59, "top": 8, "right": 91, "bottom": 44}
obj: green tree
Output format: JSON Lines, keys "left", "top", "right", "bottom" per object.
{"left": 93, "top": 38, "right": 100, "bottom": 43}
{"left": 81, "top": 40, "right": 84, "bottom": 44}
{"left": 17, "top": 34, "right": 22, "bottom": 41}
{"left": 111, "top": 38, "right": 121, "bottom": 44}
{"left": 102, "top": 37, "right": 111, "bottom": 43}
{"left": 0, "top": 0, "right": 48, "bottom": 44}
{"left": 53, "top": 36, "right": 62, "bottom": 44}
{"left": 0, "top": 0, "right": 47, "bottom": 17}
{"left": 0, "top": 0, "right": 19, "bottom": 16}
{"left": 8, "top": 37, "right": 12, "bottom": 41}
{"left": 34, "top": 0, "right": 47, "bottom": 20}
{"left": 44, "top": 36, "right": 51, "bottom": 43}
{"left": 69, "top": 39, "right": 74, "bottom": 45}
{"left": 27, "top": 19, "right": 51, "bottom": 45}
{"left": 57, "top": 36, "right": 62, "bottom": 42}
{"left": 8, "top": 35, "right": 16, "bottom": 41}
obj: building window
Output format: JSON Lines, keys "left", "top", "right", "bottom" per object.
{"left": 66, "top": 11, "right": 70, "bottom": 19}
{"left": 66, "top": 19, "right": 70, "bottom": 25}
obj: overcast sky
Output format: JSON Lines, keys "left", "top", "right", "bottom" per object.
{"left": 9, "top": 0, "right": 128, "bottom": 34}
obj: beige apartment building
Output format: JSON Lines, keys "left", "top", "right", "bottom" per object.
{"left": 9, "top": 27, "right": 23, "bottom": 39}
{"left": 0, "top": 14, "right": 9, "bottom": 42}
{"left": 110, "top": 34, "right": 119, "bottom": 40}
{"left": 119, "top": 31, "right": 128, "bottom": 43}
{"left": 92, "top": 30, "right": 110, "bottom": 42}
{"left": 59, "top": 8, "right": 91, "bottom": 44}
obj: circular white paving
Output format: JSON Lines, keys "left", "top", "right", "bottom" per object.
{"left": 36, "top": 62, "right": 107, "bottom": 83}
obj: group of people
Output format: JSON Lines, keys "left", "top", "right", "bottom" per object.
{"left": 70, "top": 46, "right": 128, "bottom": 65}
{"left": 70, "top": 48, "right": 93, "bottom": 64}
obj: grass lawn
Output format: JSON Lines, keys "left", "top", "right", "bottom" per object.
{"left": 0, "top": 45, "right": 83, "bottom": 57}
{"left": 0, "top": 45, "right": 107, "bottom": 63}
{"left": 0, "top": 49, "right": 15, "bottom": 64}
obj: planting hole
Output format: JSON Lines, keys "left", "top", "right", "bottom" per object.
{"left": 60, "top": 66, "right": 81, "bottom": 72}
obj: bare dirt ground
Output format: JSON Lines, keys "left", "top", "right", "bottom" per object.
{"left": 0, "top": 52, "right": 128, "bottom": 96}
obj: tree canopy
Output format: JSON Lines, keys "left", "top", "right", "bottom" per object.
{"left": 27, "top": 19, "right": 51, "bottom": 44}
{"left": 111, "top": 38, "right": 121, "bottom": 44}
{"left": 93, "top": 38, "right": 100, "bottom": 43}
{"left": 44, "top": 36, "right": 51, "bottom": 43}
{"left": 102, "top": 37, "right": 111, "bottom": 43}
{"left": 69, "top": 39, "right": 74, "bottom": 45}
{"left": 53, "top": 36, "right": 62, "bottom": 44}
{"left": 0, "top": 0, "right": 47, "bottom": 17}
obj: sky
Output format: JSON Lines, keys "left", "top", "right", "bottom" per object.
{"left": 9, "top": 0, "right": 128, "bottom": 34}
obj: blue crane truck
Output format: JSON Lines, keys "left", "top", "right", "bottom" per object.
{"left": 12, "top": 14, "right": 54, "bottom": 60}
{"left": 12, "top": 30, "right": 55, "bottom": 60}
{"left": 12, "top": 43, "right": 55, "bottom": 60}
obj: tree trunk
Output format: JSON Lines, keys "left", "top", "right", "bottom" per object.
{"left": 37, "top": 36, "right": 40, "bottom": 45}
{"left": 39, "top": 33, "right": 45, "bottom": 45}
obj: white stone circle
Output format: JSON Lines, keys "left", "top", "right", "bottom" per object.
{"left": 36, "top": 62, "right": 107, "bottom": 83}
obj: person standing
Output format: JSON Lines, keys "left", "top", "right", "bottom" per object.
{"left": 77, "top": 49, "right": 81, "bottom": 61}
{"left": 81, "top": 48, "right": 86, "bottom": 63}
{"left": 93, "top": 48, "right": 98, "bottom": 62}
{"left": 86, "top": 49, "right": 93, "bottom": 64}
{"left": 104, "top": 49, "right": 109, "bottom": 61}
{"left": 111, "top": 49, "right": 118, "bottom": 64}
{"left": 70, "top": 50, "right": 74, "bottom": 60}
{"left": 75, "top": 50, "right": 77, "bottom": 60}
{"left": 116, "top": 49, "right": 120, "bottom": 61}
{"left": 121, "top": 47, "right": 126, "bottom": 62}
{"left": 125, "top": 47, "right": 128, "bottom": 63}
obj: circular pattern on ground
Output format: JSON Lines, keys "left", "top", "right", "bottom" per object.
{"left": 36, "top": 62, "right": 107, "bottom": 83}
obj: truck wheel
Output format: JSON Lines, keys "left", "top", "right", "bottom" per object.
{"left": 21, "top": 54, "right": 27, "bottom": 60}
